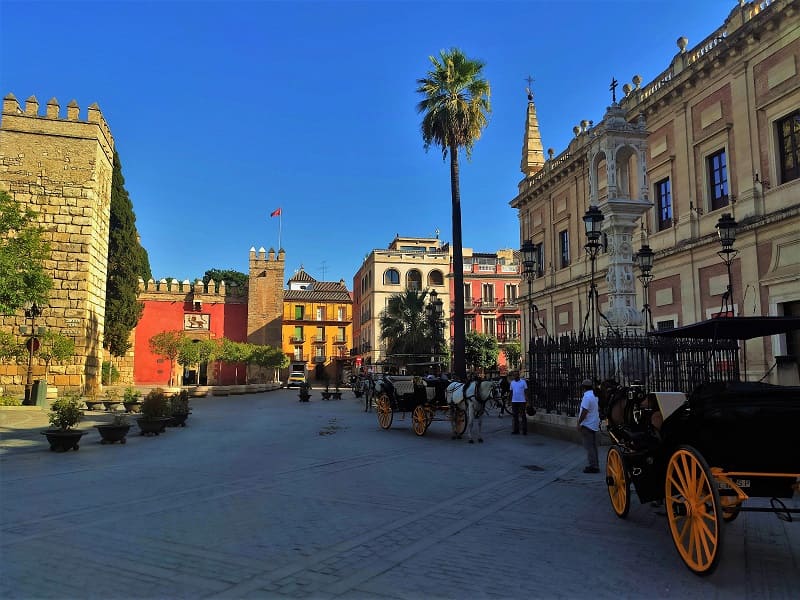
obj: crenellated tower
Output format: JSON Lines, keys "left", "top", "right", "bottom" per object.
{"left": 247, "top": 246, "right": 285, "bottom": 349}
{"left": 0, "top": 93, "right": 115, "bottom": 392}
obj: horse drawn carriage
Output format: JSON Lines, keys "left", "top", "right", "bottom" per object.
{"left": 373, "top": 362, "right": 468, "bottom": 437}
{"left": 600, "top": 316, "right": 800, "bottom": 575}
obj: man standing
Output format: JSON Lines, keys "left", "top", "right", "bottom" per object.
{"left": 577, "top": 378, "right": 600, "bottom": 473}
{"left": 509, "top": 371, "right": 528, "bottom": 435}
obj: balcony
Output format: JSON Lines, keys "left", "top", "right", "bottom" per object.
{"left": 312, "top": 336, "right": 326, "bottom": 344}
{"left": 333, "top": 337, "right": 347, "bottom": 345}
{"left": 480, "top": 299, "right": 496, "bottom": 310}
{"left": 312, "top": 355, "right": 326, "bottom": 363}
{"left": 290, "top": 336, "right": 305, "bottom": 344}
{"left": 497, "top": 299, "right": 519, "bottom": 311}
{"left": 497, "top": 333, "right": 521, "bottom": 343}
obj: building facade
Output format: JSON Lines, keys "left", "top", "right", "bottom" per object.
{"left": 511, "top": 0, "right": 800, "bottom": 384}
{"left": 282, "top": 268, "right": 353, "bottom": 382}
{"left": 0, "top": 93, "right": 114, "bottom": 392}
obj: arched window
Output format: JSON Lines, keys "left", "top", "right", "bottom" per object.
{"left": 427, "top": 270, "right": 444, "bottom": 287}
{"left": 406, "top": 269, "right": 422, "bottom": 291}
{"left": 384, "top": 268, "right": 400, "bottom": 285}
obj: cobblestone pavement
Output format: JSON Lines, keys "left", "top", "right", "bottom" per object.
{"left": 1, "top": 390, "right": 798, "bottom": 599}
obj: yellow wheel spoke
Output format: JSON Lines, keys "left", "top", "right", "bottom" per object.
{"left": 668, "top": 474, "right": 687, "bottom": 498}
{"left": 678, "top": 515, "right": 691, "bottom": 544}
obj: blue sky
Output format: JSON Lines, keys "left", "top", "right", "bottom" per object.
{"left": 1, "top": 0, "right": 734, "bottom": 287}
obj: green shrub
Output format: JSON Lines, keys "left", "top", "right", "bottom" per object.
{"left": 101, "top": 361, "right": 120, "bottom": 385}
{"left": 141, "top": 388, "right": 170, "bottom": 419}
{"left": 48, "top": 393, "right": 84, "bottom": 430}
{"left": 170, "top": 389, "right": 190, "bottom": 414}
{"left": 123, "top": 387, "right": 140, "bottom": 404}
{"left": 0, "top": 395, "right": 22, "bottom": 406}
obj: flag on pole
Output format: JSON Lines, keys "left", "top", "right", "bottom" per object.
{"left": 270, "top": 208, "right": 281, "bottom": 218}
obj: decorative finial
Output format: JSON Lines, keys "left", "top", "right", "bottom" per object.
{"left": 525, "top": 75, "right": 534, "bottom": 101}
{"left": 609, "top": 77, "right": 619, "bottom": 103}
{"left": 434, "top": 227, "right": 440, "bottom": 239}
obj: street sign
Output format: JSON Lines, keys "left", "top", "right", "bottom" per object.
{"left": 26, "top": 337, "right": 40, "bottom": 353}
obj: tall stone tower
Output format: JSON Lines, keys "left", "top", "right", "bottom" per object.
{"left": 520, "top": 85, "right": 545, "bottom": 180}
{"left": 0, "top": 93, "right": 114, "bottom": 392}
{"left": 247, "top": 246, "right": 285, "bottom": 349}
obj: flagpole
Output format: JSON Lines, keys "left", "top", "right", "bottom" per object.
{"left": 278, "top": 212, "right": 282, "bottom": 250}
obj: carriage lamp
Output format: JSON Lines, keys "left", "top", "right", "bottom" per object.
{"left": 22, "top": 301, "right": 44, "bottom": 405}
{"left": 582, "top": 205, "right": 605, "bottom": 338}
{"left": 634, "top": 244, "right": 655, "bottom": 331}
{"left": 520, "top": 239, "right": 542, "bottom": 379}
{"left": 715, "top": 213, "right": 738, "bottom": 316}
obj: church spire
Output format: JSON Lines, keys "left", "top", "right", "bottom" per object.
{"left": 520, "top": 77, "right": 545, "bottom": 178}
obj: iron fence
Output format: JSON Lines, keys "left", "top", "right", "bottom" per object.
{"left": 528, "top": 332, "right": 739, "bottom": 416}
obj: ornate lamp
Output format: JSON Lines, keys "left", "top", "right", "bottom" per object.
{"left": 634, "top": 244, "right": 655, "bottom": 330}
{"left": 715, "top": 213, "right": 738, "bottom": 315}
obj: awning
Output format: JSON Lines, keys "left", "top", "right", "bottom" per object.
{"left": 650, "top": 316, "right": 800, "bottom": 341}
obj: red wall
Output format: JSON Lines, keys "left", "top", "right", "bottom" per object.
{"left": 133, "top": 299, "right": 248, "bottom": 385}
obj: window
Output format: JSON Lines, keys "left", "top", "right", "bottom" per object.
{"left": 559, "top": 230, "right": 570, "bottom": 268}
{"left": 535, "top": 243, "right": 545, "bottom": 275}
{"left": 315, "top": 326, "right": 324, "bottom": 342}
{"left": 778, "top": 110, "right": 800, "bottom": 184}
{"left": 464, "top": 283, "right": 472, "bottom": 304}
{"left": 406, "top": 269, "right": 422, "bottom": 291}
{"left": 428, "top": 270, "right": 444, "bottom": 286}
{"left": 337, "top": 327, "right": 346, "bottom": 342}
{"left": 293, "top": 348, "right": 303, "bottom": 360}
{"left": 293, "top": 326, "right": 303, "bottom": 341}
{"left": 655, "top": 178, "right": 672, "bottom": 230}
{"left": 505, "top": 284, "right": 517, "bottom": 302}
{"left": 294, "top": 305, "right": 304, "bottom": 320}
{"left": 482, "top": 283, "right": 494, "bottom": 304}
{"left": 465, "top": 316, "right": 475, "bottom": 333}
{"left": 314, "top": 346, "right": 325, "bottom": 359}
{"left": 507, "top": 318, "right": 520, "bottom": 339}
{"left": 656, "top": 320, "right": 675, "bottom": 331}
{"left": 316, "top": 306, "right": 324, "bottom": 321}
{"left": 483, "top": 317, "right": 496, "bottom": 337}
{"left": 337, "top": 307, "right": 345, "bottom": 321}
{"left": 384, "top": 269, "right": 400, "bottom": 285}
{"left": 707, "top": 150, "right": 728, "bottom": 211}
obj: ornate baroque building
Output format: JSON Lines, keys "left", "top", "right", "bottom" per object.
{"left": 511, "top": 0, "right": 800, "bottom": 384}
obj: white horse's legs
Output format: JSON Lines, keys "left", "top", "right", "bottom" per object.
{"left": 466, "top": 399, "right": 484, "bottom": 443}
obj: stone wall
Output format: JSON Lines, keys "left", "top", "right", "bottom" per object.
{"left": 0, "top": 93, "right": 114, "bottom": 393}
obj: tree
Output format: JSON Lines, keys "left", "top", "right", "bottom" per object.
{"left": 104, "top": 152, "right": 152, "bottom": 357}
{"left": 249, "top": 344, "right": 288, "bottom": 383}
{"left": 148, "top": 330, "right": 184, "bottom": 386}
{"left": 0, "top": 330, "right": 23, "bottom": 363}
{"left": 502, "top": 341, "right": 522, "bottom": 371}
{"left": 0, "top": 190, "right": 52, "bottom": 314}
{"left": 203, "top": 269, "right": 248, "bottom": 290}
{"left": 218, "top": 338, "right": 251, "bottom": 384}
{"left": 464, "top": 331, "right": 499, "bottom": 375}
{"left": 379, "top": 289, "right": 439, "bottom": 360}
{"left": 38, "top": 331, "right": 76, "bottom": 381}
{"left": 177, "top": 338, "right": 219, "bottom": 385}
{"left": 417, "top": 48, "right": 491, "bottom": 380}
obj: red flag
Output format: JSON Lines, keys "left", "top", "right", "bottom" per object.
{"left": 270, "top": 208, "right": 281, "bottom": 218}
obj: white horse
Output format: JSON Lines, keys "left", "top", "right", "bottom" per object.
{"left": 446, "top": 379, "right": 501, "bottom": 443}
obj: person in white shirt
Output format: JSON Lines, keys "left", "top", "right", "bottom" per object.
{"left": 509, "top": 371, "right": 528, "bottom": 435}
{"left": 577, "top": 378, "right": 600, "bottom": 473}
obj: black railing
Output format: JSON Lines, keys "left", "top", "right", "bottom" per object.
{"left": 529, "top": 332, "right": 740, "bottom": 416}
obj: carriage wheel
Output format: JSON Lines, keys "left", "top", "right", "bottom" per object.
{"left": 376, "top": 394, "right": 393, "bottom": 430}
{"left": 425, "top": 406, "right": 435, "bottom": 426}
{"left": 720, "top": 495, "right": 742, "bottom": 523}
{"left": 665, "top": 445, "right": 723, "bottom": 576}
{"left": 606, "top": 446, "right": 630, "bottom": 518}
{"left": 452, "top": 407, "right": 467, "bottom": 436}
{"left": 412, "top": 406, "right": 429, "bottom": 436}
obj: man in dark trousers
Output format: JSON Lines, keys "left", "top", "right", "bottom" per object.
{"left": 577, "top": 378, "right": 600, "bottom": 473}
{"left": 509, "top": 371, "right": 528, "bottom": 435}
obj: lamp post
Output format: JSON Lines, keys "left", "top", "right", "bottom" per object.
{"left": 634, "top": 244, "right": 655, "bottom": 331}
{"left": 521, "top": 239, "right": 541, "bottom": 379}
{"left": 582, "top": 205, "right": 605, "bottom": 338}
{"left": 426, "top": 290, "right": 444, "bottom": 362}
{"left": 716, "top": 213, "right": 738, "bottom": 316}
{"left": 22, "top": 301, "right": 43, "bottom": 404}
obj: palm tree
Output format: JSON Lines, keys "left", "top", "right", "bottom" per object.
{"left": 380, "top": 289, "right": 439, "bottom": 361}
{"left": 416, "top": 48, "right": 491, "bottom": 380}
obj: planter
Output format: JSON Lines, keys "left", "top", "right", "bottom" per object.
{"left": 245, "top": 384, "right": 259, "bottom": 394}
{"left": 190, "top": 386, "right": 210, "bottom": 398}
{"left": 123, "top": 401, "right": 142, "bottom": 414}
{"left": 103, "top": 401, "right": 122, "bottom": 411}
{"left": 299, "top": 392, "right": 311, "bottom": 402}
{"left": 162, "top": 387, "right": 181, "bottom": 398}
{"left": 331, "top": 392, "right": 342, "bottom": 400}
{"left": 136, "top": 417, "right": 170, "bottom": 436}
{"left": 212, "top": 386, "right": 230, "bottom": 397}
{"left": 96, "top": 424, "right": 131, "bottom": 444}
{"left": 229, "top": 385, "right": 247, "bottom": 395}
{"left": 168, "top": 412, "right": 190, "bottom": 427}
{"left": 84, "top": 400, "right": 105, "bottom": 411}
{"left": 41, "top": 429, "right": 87, "bottom": 452}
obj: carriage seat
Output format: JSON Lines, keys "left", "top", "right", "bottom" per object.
{"left": 385, "top": 376, "right": 415, "bottom": 396}
{"left": 642, "top": 392, "right": 687, "bottom": 431}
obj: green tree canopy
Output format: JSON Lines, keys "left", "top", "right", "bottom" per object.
{"left": 203, "top": 269, "right": 248, "bottom": 290}
{"left": 502, "top": 341, "right": 522, "bottom": 371}
{"left": 464, "top": 331, "right": 499, "bottom": 375}
{"left": 38, "top": 331, "right": 76, "bottom": 379}
{"left": 416, "top": 48, "right": 491, "bottom": 379}
{"left": 379, "top": 289, "right": 442, "bottom": 361}
{"left": 0, "top": 191, "right": 52, "bottom": 314}
{"left": 104, "top": 151, "right": 152, "bottom": 357}
{"left": 148, "top": 330, "right": 184, "bottom": 385}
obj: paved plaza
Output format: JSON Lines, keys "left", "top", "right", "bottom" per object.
{"left": 1, "top": 389, "right": 798, "bottom": 599}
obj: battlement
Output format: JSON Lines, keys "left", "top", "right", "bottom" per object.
{"left": 138, "top": 278, "right": 247, "bottom": 298}
{"left": 249, "top": 246, "right": 286, "bottom": 270}
{"left": 2, "top": 92, "right": 114, "bottom": 161}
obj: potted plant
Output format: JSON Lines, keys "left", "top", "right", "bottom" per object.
{"left": 103, "top": 388, "right": 122, "bottom": 411}
{"left": 41, "top": 393, "right": 86, "bottom": 451}
{"left": 168, "top": 389, "right": 191, "bottom": 427}
{"left": 332, "top": 381, "right": 342, "bottom": 400}
{"left": 122, "top": 387, "right": 142, "bottom": 413}
{"left": 96, "top": 413, "right": 131, "bottom": 444}
{"left": 83, "top": 384, "right": 105, "bottom": 411}
{"left": 298, "top": 382, "right": 311, "bottom": 402}
{"left": 321, "top": 382, "right": 332, "bottom": 400}
{"left": 136, "top": 388, "right": 171, "bottom": 436}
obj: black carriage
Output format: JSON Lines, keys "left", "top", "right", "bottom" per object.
{"left": 602, "top": 316, "right": 800, "bottom": 575}
{"left": 374, "top": 362, "right": 466, "bottom": 437}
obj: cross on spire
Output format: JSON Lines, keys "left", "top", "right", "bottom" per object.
{"left": 609, "top": 77, "right": 619, "bottom": 103}
{"left": 525, "top": 75, "right": 534, "bottom": 100}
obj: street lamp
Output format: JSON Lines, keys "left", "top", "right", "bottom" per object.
{"left": 634, "top": 244, "right": 655, "bottom": 331}
{"left": 582, "top": 205, "right": 605, "bottom": 337}
{"left": 716, "top": 213, "right": 738, "bottom": 315}
{"left": 426, "top": 290, "right": 444, "bottom": 362}
{"left": 22, "top": 301, "right": 43, "bottom": 405}
{"left": 521, "top": 239, "right": 541, "bottom": 379}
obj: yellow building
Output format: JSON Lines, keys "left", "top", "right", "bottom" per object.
{"left": 282, "top": 268, "right": 353, "bottom": 383}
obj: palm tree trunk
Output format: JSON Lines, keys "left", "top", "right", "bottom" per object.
{"left": 449, "top": 143, "right": 466, "bottom": 380}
